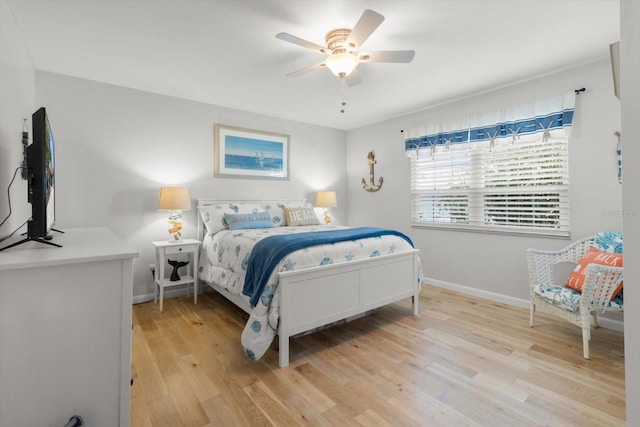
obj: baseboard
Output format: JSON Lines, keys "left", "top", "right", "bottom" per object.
{"left": 424, "top": 277, "right": 530, "bottom": 308}
{"left": 132, "top": 287, "right": 193, "bottom": 305}
{"left": 423, "top": 277, "right": 624, "bottom": 332}
{"left": 596, "top": 316, "right": 624, "bottom": 332}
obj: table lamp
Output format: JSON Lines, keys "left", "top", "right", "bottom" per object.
{"left": 157, "top": 187, "right": 191, "bottom": 241}
{"left": 315, "top": 191, "right": 337, "bottom": 224}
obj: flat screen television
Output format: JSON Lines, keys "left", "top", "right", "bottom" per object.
{"left": 0, "top": 107, "right": 62, "bottom": 251}
{"left": 28, "top": 106, "right": 57, "bottom": 239}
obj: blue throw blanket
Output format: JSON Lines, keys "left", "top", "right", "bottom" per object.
{"left": 242, "top": 227, "right": 414, "bottom": 307}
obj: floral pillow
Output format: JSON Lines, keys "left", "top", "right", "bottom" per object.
{"left": 593, "top": 231, "right": 623, "bottom": 254}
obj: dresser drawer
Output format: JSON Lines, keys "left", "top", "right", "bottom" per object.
{"left": 164, "top": 245, "right": 190, "bottom": 255}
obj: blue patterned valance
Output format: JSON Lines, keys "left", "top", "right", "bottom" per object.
{"left": 404, "top": 93, "right": 576, "bottom": 155}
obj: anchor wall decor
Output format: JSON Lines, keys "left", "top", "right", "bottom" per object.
{"left": 362, "top": 150, "right": 383, "bottom": 192}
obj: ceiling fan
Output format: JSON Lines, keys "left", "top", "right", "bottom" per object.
{"left": 276, "top": 9, "right": 415, "bottom": 86}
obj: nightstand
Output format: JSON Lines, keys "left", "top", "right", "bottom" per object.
{"left": 151, "top": 239, "right": 200, "bottom": 311}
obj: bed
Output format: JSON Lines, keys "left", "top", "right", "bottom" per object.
{"left": 196, "top": 199, "right": 422, "bottom": 367}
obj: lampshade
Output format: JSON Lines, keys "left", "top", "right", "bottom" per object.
{"left": 325, "top": 52, "right": 359, "bottom": 78}
{"left": 157, "top": 187, "right": 191, "bottom": 211}
{"left": 315, "top": 191, "right": 337, "bottom": 208}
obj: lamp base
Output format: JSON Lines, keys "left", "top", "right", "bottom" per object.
{"left": 168, "top": 229, "right": 183, "bottom": 242}
{"left": 323, "top": 209, "right": 332, "bottom": 224}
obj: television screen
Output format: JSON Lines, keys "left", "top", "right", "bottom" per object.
{"left": 28, "top": 107, "right": 56, "bottom": 239}
{"left": 0, "top": 107, "right": 61, "bottom": 252}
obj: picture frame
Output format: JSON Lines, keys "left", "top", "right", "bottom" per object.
{"left": 214, "top": 124, "right": 289, "bottom": 180}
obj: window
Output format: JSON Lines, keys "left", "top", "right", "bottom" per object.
{"left": 406, "top": 94, "right": 574, "bottom": 237}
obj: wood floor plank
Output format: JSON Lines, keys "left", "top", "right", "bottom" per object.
{"left": 514, "top": 379, "right": 625, "bottom": 426}
{"left": 321, "top": 405, "right": 368, "bottom": 427}
{"left": 244, "top": 380, "right": 301, "bottom": 427}
{"left": 282, "top": 394, "right": 333, "bottom": 427}
{"left": 165, "top": 374, "right": 211, "bottom": 426}
{"left": 199, "top": 394, "right": 248, "bottom": 427}
{"left": 274, "top": 364, "right": 336, "bottom": 413}
{"left": 131, "top": 285, "right": 625, "bottom": 426}
{"left": 176, "top": 354, "right": 221, "bottom": 402}
{"left": 295, "top": 362, "right": 370, "bottom": 417}
{"left": 146, "top": 395, "right": 184, "bottom": 427}
{"left": 218, "top": 370, "right": 271, "bottom": 426}
{"left": 386, "top": 381, "right": 484, "bottom": 427}
{"left": 132, "top": 338, "right": 156, "bottom": 368}
{"left": 348, "top": 386, "right": 425, "bottom": 427}
{"left": 130, "top": 364, "right": 153, "bottom": 427}
{"left": 354, "top": 408, "right": 394, "bottom": 427}
{"left": 137, "top": 362, "right": 169, "bottom": 401}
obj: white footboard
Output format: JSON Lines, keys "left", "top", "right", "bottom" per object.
{"left": 277, "top": 249, "right": 420, "bottom": 367}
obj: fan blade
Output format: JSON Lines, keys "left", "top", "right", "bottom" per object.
{"left": 344, "top": 68, "right": 362, "bottom": 87}
{"left": 276, "top": 32, "right": 328, "bottom": 54}
{"left": 345, "top": 9, "right": 384, "bottom": 50}
{"left": 286, "top": 61, "right": 326, "bottom": 77}
{"left": 358, "top": 50, "right": 415, "bottom": 63}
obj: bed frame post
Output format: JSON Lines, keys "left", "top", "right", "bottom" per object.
{"left": 278, "top": 283, "right": 290, "bottom": 368}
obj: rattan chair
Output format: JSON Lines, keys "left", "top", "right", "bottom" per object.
{"left": 527, "top": 234, "right": 623, "bottom": 359}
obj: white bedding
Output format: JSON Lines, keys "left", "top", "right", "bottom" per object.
{"left": 198, "top": 225, "right": 421, "bottom": 362}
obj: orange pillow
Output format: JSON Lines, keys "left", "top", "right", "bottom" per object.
{"left": 564, "top": 247, "right": 623, "bottom": 299}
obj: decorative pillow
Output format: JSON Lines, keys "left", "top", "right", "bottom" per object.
{"left": 269, "top": 201, "right": 314, "bottom": 227}
{"left": 224, "top": 212, "right": 273, "bottom": 230}
{"left": 564, "top": 247, "right": 623, "bottom": 298}
{"left": 199, "top": 203, "right": 265, "bottom": 235}
{"left": 199, "top": 201, "right": 313, "bottom": 235}
{"left": 593, "top": 231, "right": 623, "bottom": 254}
{"left": 283, "top": 206, "right": 321, "bottom": 226}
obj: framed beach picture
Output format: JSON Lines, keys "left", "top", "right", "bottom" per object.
{"left": 214, "top": 124, "right": 289, "bottom": 179}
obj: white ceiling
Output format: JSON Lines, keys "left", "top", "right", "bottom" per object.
{"left": 7, "top": 0, "right": 620, "bottom": 130}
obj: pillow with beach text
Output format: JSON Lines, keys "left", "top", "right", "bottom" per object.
{"left": 283, "top": 207, "right": 321, "bottom": 226}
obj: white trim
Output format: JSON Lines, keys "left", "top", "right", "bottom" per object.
{"left": 424, "top": 277, "right": 624, "bottom": 332}
{"left": 425, "top": 277, "right": 529, "bottom": 308}
{"left": 132, "top": 287, "right": 192, "bottom": 305}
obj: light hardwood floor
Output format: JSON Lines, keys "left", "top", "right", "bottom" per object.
{"left": 131, "top": 285, "right": 625, "bottom": 426}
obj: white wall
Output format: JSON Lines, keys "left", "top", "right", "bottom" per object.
{"left": 621, "top": 0, "right": 640, "bottom": 422}
{"left": 347, "top": 60, "right": 623, "bottom": 306}
{"left": 0, "top": 0, "right": 34, "bottom": 240}
{"left": 33, "top": 71, "right": 347, "bottom": 300}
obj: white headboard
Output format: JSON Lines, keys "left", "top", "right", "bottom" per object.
{"left": 196, "top": 198, "right": 308, "bottom": 240}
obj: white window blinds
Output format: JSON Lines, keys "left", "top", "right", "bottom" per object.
{"left": 405, "top": 93, "right": 574, "bottom": 236}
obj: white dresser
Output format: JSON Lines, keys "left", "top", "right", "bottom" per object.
{"left": 0, "top": 227, "right": 138, "bottom": 427}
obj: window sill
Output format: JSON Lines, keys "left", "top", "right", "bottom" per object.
{"left": 410, "top": 222, "right": 570, "bottom": 239}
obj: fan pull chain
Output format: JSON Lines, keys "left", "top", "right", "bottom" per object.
{"left": 340, "top": 78, "right": 347, "bottom": 114}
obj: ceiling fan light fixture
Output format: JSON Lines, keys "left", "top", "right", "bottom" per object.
{"left": 325, "top": 52, "right": 359, "bottom": 78}
{"left": 277, "top": 9, "right": 413, "bottom": 85}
